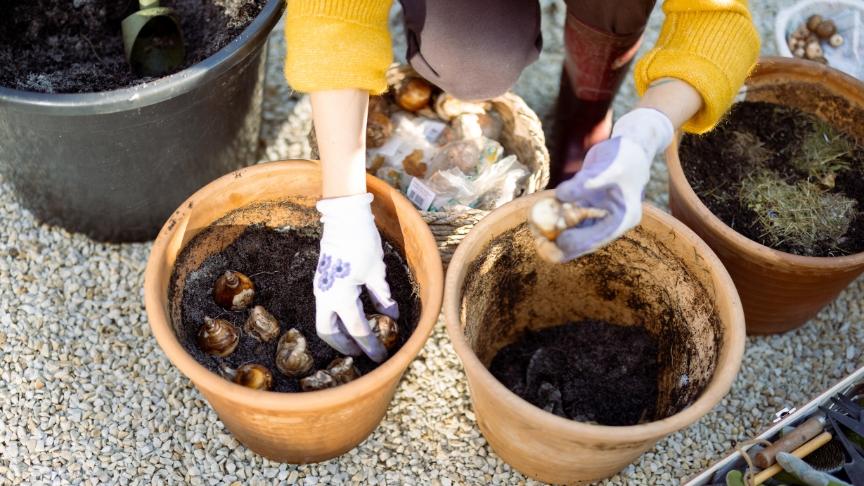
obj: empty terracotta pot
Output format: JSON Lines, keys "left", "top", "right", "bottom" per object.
{"left": 144, "top": 160, "right": 443, "bottom": 463}
{"left": 667, "top": 56, "right": 864, "bottom": 334}
{"left": 444, "top": 191, "right": 745, "bottom": 485}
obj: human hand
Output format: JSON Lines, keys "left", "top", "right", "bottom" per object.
{"left": 314, "top": 193, "right": 399, "bottom": 363}
{"left": 541, "top": 108, "right": 673, "bottom": 262}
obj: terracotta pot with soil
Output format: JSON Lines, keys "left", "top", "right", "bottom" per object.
{"left": 667, "top": 57, "right": 864, "bottom": 333}
{"left": 0, "top": 0, "right": 282, "bottom": 242}
{"left": 144, "top": 160, "right": 443, "bottom": 462}
{"left": 444, "top": 191, "right": 745, "bottom": 485}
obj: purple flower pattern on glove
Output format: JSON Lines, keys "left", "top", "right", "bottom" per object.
{"left": 331, "top": 259, "right": 350, "bottom": 278}
{"left": 317, "top": 254, "right": 332, "bottom": 273}
{"left": 316, "top": 254, "right": 352, "bottom": 291}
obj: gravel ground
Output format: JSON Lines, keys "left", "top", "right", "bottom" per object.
{"left": 1, "top": 1, "right": 863, "bottom": 484}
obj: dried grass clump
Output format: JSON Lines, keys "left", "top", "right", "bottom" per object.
{"left": 791, "top": 119, "right": 854, "bottom": 187}
{"left": 740, "top": 168, "right": 857, "bottom": 252}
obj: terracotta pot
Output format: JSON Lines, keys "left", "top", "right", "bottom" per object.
{"left": 444, "top": 191, "right": 745, "bottom": 485}
{"left": 144, "top": 160, "right": 443, "bottom": 463}
{"left": 667, "top": 56, "right": 864, "bottom": 334}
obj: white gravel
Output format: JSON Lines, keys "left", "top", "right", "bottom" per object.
{"left": 1, "top": 1, "right": 863, "bottom": 484}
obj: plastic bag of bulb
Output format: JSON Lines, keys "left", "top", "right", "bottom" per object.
{"left": 367, "top": 113, "right": 529, "bottom": 212}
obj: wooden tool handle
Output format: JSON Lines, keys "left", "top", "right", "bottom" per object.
{"left": 754, "top": 416, "right": 825, "bottom": 468}
{"left": 753, "top": 431, "right": 832, "bottom": 485}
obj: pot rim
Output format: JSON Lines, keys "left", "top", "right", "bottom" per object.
{"left": 666, "top": 56, "right": 864, "bottom": 270}
{"left": 443, "top": 191, "right": 746, "bottom": 443}
{"left": 0, "top": 0, "right": 284, "bottom": 114}
{"left": 144, "top": 160, "right": 444, "bottom": 411}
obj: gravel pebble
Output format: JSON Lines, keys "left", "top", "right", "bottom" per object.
{"left": 1, "top": 1, "right": 861, "bottom": 485}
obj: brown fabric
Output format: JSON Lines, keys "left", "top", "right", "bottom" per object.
{"left": 399, "top": 0, "right": 541, "bottom": 101}
{"left": 562, "top": 14, "right": 645, "bottom": 101}
{"left": 565, "top": 0, "right": 656, "bottom": 36}
{"left": 550, "top": 0, "right": 655, "bottom": 184}
{"left": 398, "top": 0, "right": 655, "bottom": 100}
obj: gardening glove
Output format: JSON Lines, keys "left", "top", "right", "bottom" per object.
{"left": 552, "top": 107, "right": 674, "bottom": 262}
{"left": 314, "top": 193, "right": 399, "bottom": 363}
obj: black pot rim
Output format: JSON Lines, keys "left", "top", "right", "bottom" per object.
{"left": 0, "top": 0, "right": 284, "bottom": 115}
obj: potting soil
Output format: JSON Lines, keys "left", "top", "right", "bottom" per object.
{"left": 0, "top": 0, "right": 266, "bottom": 93}
{"left": 680, "top": 101, "right": 864, "bottom": 257}
{"left": 489, "top": 320, "right": 660, "bottom": 426}
{"left": 173, "top": 224, "right": 421, "bottom": 393}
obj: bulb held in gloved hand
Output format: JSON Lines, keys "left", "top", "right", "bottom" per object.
{"left": 529, "top": 197, "right": 610, "bottom": 264}
{"left": 395, "top": 78, "right": 432, "bottom": 112}
{"left": 233, "top": 363, "right": 273, "bottom": 391}
{"left": 213, "top": 270, "right": 255, "bottom": 311}
{"left": 326, "top": 357, "right": 360, "bottom": 385}
{"left": 528, "top": 198, "right": 609, "bottom": 241}
{"left": 300, "top": 370, "right": 337, "bottom": 392}
{"left": 275, "top": 328, "right": 314, "bottom": 377}
{"left": 198, "top": 317, "right": 239, "bottom": 357}
{"left": 369, "top": 314, "right": 399, "bottom": 350}
{"left": 244, "top": 306, "right": 280, "bottom": 342}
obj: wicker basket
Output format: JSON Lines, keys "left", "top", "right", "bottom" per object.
{"left": 312, "top": 64, "right": 550, "bottom": 265}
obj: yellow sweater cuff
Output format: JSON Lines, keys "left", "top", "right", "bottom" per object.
{"left": 634, "top": 1, "right": 760, "bottom": 134}
{"left": 284, "top": 0, "right": 393, "bottom": 94}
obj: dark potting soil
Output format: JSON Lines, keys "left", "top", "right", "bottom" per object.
{"left": 174, "top": 224, "right": 421, "bottom": 393}
{"left": 680, "top": 101, "right": 864, "bottom": 257}
{"left": 489, "top": 320, "right": 660, "bottom": 426}
{"left": 0, "top": 0, "right": 266, "bottom": 93}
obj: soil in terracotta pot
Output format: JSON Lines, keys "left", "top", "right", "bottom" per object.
{"left": 0, "top": 0, "right": 266, "bottom": 93}
{"left": 489, "top": 320, "right": 659, "bottom": 426}
{"left": 172, "top": 224, "right": 421, "bottom": 393}
{"left": 680, "top": 101, "right": 864, "bottom": 257}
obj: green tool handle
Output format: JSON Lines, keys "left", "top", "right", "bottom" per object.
{"left": 139, "top": 0, "right": 160, "bottom": 9}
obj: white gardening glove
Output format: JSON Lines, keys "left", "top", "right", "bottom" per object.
{"left": 313, "top": 193, "right": 399, "bottom": 363}
{"left": 551, "top": 108, "right": 674, "bottom": 261}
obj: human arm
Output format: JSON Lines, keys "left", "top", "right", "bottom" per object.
{"left": 309, "top": 90, "right": 400, "bottom": 363}
{"left": 536, "top": 80, "right": 701, "bottom": 262}
{"left": 536, "top": 0, "right": 761, "bottom": 263}
{"left": 634, "top": 0, "right": 761, "bottom": 134}
{"left": 285, "top": 0, "right": 398, "bottom": 362}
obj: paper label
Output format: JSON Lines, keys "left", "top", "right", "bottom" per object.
{"left": 406, "top": 177, "right": 437, "bottom": 211}
{"left": 419, "top": 120, "right": 447, "bottom": 143}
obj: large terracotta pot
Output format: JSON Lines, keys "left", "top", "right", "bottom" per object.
{"left": 444, "top": 191, "right": 745, "bottom": 485}
{"left": 144, "top": 160, "right": 443, "bottom": 463}
{"left": 667, "top": 56, "right": 864, "bottom": 334}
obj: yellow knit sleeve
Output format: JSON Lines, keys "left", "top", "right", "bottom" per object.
{"left": 284, "top": 0, "right": 394, "bottom": 94}
{"left": 634, "top": 0, "right": 761, "bottom": 133}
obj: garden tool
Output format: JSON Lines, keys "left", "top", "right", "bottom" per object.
{"left": 775, "top": 452, "right": 852, "bottom": 486}
{"left": 821, "top": 406, "right": 864, "bottom": 484}
{"left": 755, "top": 415, "right": 828, "bottom": 468}
{"left": 830, "top": 394, "right": 862, "bottom": 420}
{"left": 752, "top": 431, "right": 833, "bottom": 485}
{"left": 122, "top": 0, "right": 185, "bottom": 76}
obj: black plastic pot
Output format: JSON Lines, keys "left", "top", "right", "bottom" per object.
{"left": 0, "top": 0, "right": 284, "bottom": 242}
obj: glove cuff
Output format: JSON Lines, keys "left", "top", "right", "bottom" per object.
{"left": 611, "top": 107, "right": 674, "bottom": 158}
{"left": 316, "top": 193, "right": 375, "bottom": 219}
